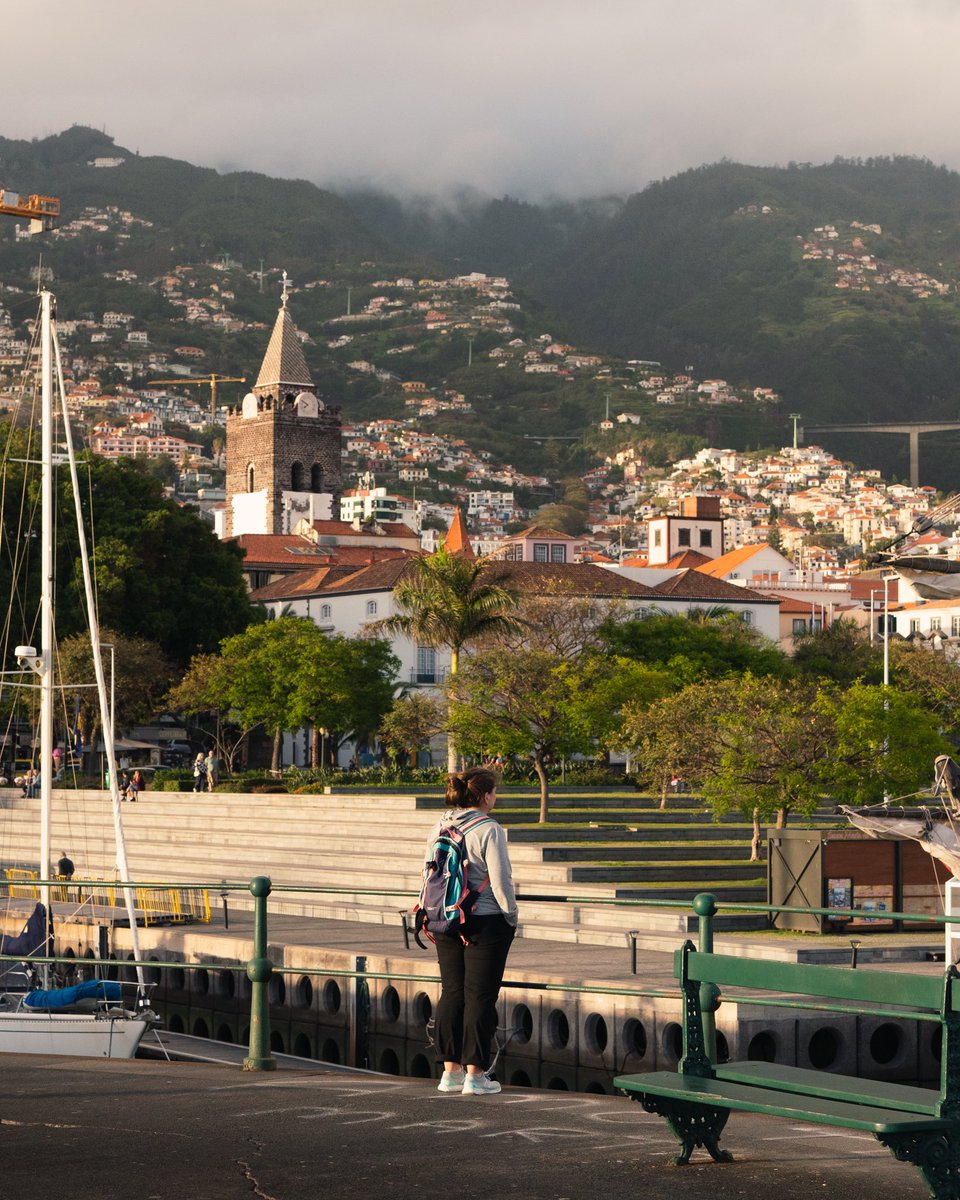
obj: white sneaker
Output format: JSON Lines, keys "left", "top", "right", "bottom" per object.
{"left": 462, "top": 1072, "right": 501, "bottom": 1096}
{"left": 437, "top": 1069, "right": 466, "bottom": 1092}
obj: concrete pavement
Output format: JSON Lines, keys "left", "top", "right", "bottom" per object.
{"left": 1, "top": 1055, "right": 930, "bottom": 1200}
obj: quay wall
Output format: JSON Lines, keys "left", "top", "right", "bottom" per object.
{"left": 1, "top": 912, "right": 939, "bottom": 1093}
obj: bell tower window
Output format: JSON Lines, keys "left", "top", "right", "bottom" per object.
{"left": 291, "top": 462, "right": 304, "bottom": 490}
{"left": 247, "top": 464, "right": 255, "bottom": 493}
{"left": 311, "top": 464, "right": 324, "bottom": 492}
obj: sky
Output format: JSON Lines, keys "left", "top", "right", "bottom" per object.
{"left": 5, "top": 1, "right": 960, "bottom": 200}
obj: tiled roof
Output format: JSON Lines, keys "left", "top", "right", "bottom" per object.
{"left": 511, "top": 525, "right": 579, "bottom": 541}
{"left": 249, "top": 565, "right": 359, "bottom": 602}
{"left": 483, "top": 561, "right": 659, "bottom": 598}
{"left": 653, "top": 569, "right": 779, "bottom": 604}
{"left": 254, "top": 302, "right": 314, "bottom": 391}
{"left": 309, "top": 519, "right": 419, "bottom": 541}
{"left": 234, "top": 534, "right": 331, "bottom": 566}
{"left": 694, "top": 544, "right": 775, "bottom": 578}
{"left": 664, "top": 549, "right": 713, "bottom": 569}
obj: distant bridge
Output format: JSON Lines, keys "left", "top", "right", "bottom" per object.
{"left": 799, "top": 421, "right": 960, "bottom": 486}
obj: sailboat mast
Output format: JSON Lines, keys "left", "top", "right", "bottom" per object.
{"left": 39, "top": 291, "right": 54, "bottom": 889}
{"left": 50, "top": 315, "right": 146, "bottom": 993}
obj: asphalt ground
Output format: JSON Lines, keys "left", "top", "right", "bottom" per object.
{"left": 0, "top": 1055, "right": 931, "bottom": 1200}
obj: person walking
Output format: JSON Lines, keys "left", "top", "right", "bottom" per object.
{"left": 427, "top": 767, "right": 517, "bottom": 1096}
{"left": 205, "top": 748, "right": 218, "bottom": 792}
{"left": 193, "top": 752, "right": 207, "bottom": 793}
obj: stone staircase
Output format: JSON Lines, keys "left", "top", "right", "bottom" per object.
{"left": 0, "top": 788, "right": 843, "bottom": 946}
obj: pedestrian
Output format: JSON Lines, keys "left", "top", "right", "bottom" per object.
{"left": 193, "top": 752, "right": 206, "bottom": 792}
{"left": 205, "top": 748, "right": 218, "bottom": 791}
{"left": 427, "top": 767, "right": 517, "bottom": 1096}
{"left": 57, "top": 851, "right": 75, "bottom": 880}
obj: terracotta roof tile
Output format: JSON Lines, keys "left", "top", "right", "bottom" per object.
{"left": 653, "top": 569, "right": 779, "bottom": 604}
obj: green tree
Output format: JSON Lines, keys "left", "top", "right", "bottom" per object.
{"left": 167, "top": 652, "right": 259, "bottom": 774}
{"left": 215, "top": 617, "right": 323, "bottom": 771}
{"left": 58, "top": 629, "right": 175, "bottom": 759}
{"left": 378, "top": 692, "right": 446, "bottom": 766}
{"left": 792, "top": 619, "right": 882, "bottom": 687}
{"left": 294, "top": 636, "right": 398, "bottom": 767}
{"left": 378, "top": 547, "right": 522, "bottom": 769}
{"left": 448, "top": 649, "right": 669, "bottom": 822}
{"left": 599, "top": 611, "right": 788, "bottom": 683}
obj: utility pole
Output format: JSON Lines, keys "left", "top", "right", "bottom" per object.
{"left": 346, "top": 286, "right": 352, "bottom": 317}
{"left": 789, "top": 412, "right": 802, "bottom": 451}
{"left": 467, "top": 336, "right": 474, "bottom": 367}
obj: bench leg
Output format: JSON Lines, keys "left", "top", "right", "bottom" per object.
{"left": 637, "top": 1095, "right": 733, "bottom": 1166}
{"left": 877, "top": 1131, "right": 960, "bottom": 1200}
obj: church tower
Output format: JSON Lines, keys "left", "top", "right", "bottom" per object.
{"left": 225, "top": 278, "right": 343, "bottom": 537}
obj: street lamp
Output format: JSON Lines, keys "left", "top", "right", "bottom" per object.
{"left": 882, "top": 575, "right": 898, "bottom": 689}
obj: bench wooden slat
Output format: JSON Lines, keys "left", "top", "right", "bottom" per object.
{"left": 714, "top": 1061, "right": 940, "bottom": 1115}
{"left": 683, "top": 950, "right": 944, "bottom": 1011}
{"left": 614, "top": 1072, "right": 951, "bottom": 1133}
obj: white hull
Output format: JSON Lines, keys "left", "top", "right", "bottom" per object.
{"left": 0, "top": 1009, "right": 152, "bottom": 1057}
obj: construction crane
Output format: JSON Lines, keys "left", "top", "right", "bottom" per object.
{"left": 148, "top": 374, "right": 246, "bottom": 424}
{"left": 0, "top": 190, "right": 59, "bottom": 234}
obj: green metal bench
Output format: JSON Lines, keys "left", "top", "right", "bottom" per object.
{"left": 615, "top": 896, "right": 960, "bottom": 1199}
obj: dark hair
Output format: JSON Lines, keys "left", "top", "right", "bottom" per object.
{"left": 445, "top": 767, "right": 498, "bottom": 809}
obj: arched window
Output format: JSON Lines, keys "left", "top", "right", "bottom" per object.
{"left": 311, "top": 464, "right": 324, "bottom": 492}
{"left": 366, "top": 600, "right": 378, "bottom": 617}
{"left": 320, "top": 604, "right": 332, "bottom": 620}
{"left": 291, "top": 462, "right": 304, "bottom": 490}
{"left": 246, "top": 464, "right": 255, "bottom": 493}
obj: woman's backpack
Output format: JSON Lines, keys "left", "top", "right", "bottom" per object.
{"left": 414, "top": 812, "right": 492, "bottom": 947}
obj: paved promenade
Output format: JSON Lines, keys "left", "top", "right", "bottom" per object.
{"left": 3, "top": 1054, "right": 931, "bottom": 1200}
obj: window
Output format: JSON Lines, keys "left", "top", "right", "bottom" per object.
{"left": 952, "top": 616, "right": 960, "bottom": 637}
{"left": 742, "top": 611, "right": 753, "bottom": 626}
{"left": 910, "top": 618, "right": 921, "bottom": 633}
{"left": 930, "top": 617, "right": 942, "bottom": 632}
{"left": 366, "top": 600, "right": 378, "bottom": 617}
{"left": 311, "top": 464, "right": 324, "bottom": 491}
{"left": 246, "top": 464, "right": 255, "bottom": 493}
{"left": 699, "top": 529, "right": 713, "bottom": 548}
{"left": 291, "top": 462, "right": 304, "bottom": 490}
{"left": 505, "top": 544, "right": 522, "bottom": 561}
{"left": 533, "top": 543, "right": 549, "bottom": 563}
{"left": 653, "top": 529, "right": 662, "bottom": 548}
{"left": 550, "top": 544, "right": 566, "bottom": 563}
{"left": 792, "top": 618, "right": 807, "bottom": 635}
{"left": 320, "top": 604, "right": 332, "bottom": 620}
{"left": 416, "top": 646, "right": 437, "bottom": 683}
{"left": 677, "top": 528, "right": 691, "bottom": 547}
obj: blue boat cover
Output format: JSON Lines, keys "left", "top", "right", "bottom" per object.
{"left": 24, "top": 979, "right": 123, "bottom": 1009}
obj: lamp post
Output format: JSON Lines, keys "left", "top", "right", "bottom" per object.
{"left": 868, "top": 588, "right": 882, "bottom": 644}
{"left": 882, "top": 575, "right": 897, "bottom": 689}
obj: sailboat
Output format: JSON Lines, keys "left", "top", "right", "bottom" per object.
{"left": 0, "top": 290, "right": 158, "bottom": 1055}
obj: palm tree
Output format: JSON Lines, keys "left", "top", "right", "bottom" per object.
{"left": 379, "top": 546, "right": 522, "bottom": 770}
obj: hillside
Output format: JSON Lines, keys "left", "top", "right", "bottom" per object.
{"left": 530, "top": 157, "right": 960, "bottom": 483}
{"left": 0, "top": 126, "right": 386, "bottom": 276}
{"left": 7, "top": 132, "right": 960, "bottom": 485}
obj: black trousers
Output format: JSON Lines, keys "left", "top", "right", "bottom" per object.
{"left": 433, "top": 914, "right": 515, "bottom": 1070}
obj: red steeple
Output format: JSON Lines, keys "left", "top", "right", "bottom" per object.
{"left": 444, "top": 507, "right": 476, "bottom": 559}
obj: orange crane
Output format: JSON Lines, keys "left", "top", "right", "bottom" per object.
{"left": 0, "top": 190, "right": 59, "bottom": 234}
{"left": 148, "top": 374, "right": 246, "bottom": 424}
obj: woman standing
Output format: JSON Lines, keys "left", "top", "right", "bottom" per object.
{"left": 428, "top": 767, "right": 517, "bottom": 1096}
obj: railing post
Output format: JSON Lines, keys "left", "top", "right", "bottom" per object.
{"left": 693, "top": 892, "right": 720, "bottom": 1063}
{"left": 243, "top": 875, "right": 276, "bottom": 1072}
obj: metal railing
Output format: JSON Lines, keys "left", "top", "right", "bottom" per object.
{"left": 1, "top": 878, "right": 958, "bottom": 1074}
